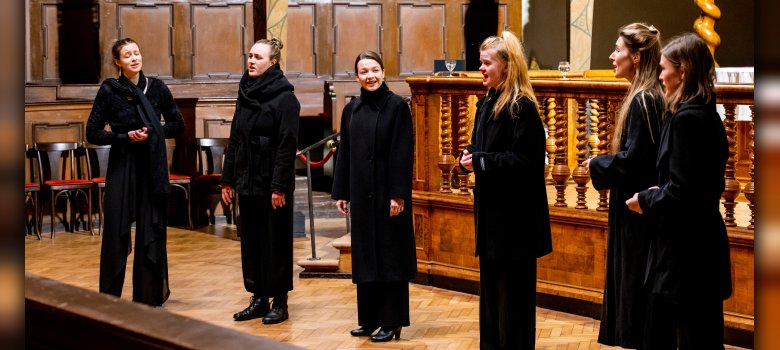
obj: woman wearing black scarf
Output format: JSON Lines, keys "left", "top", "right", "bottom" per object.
{"left": 331, "top": 51, "right": 416, "bottom": 342}
{"left": 86, "top": 38, "right": 184, "bottom": 306}
{"left": 220, "top": 38, "right": 300, "bottom": 325}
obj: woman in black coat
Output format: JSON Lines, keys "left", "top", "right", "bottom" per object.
{"left": 627, "top": 33, "right": 732, "bottom": 349}
{"left": 220, "top": 38, "right": 300, "bottom": 325}
{"left": 86, "top": 38, "right": 184, "bottom": 306}
{"left": 584, "top": 23, "right": 664, "bottom": 348}
{"left": 459, "top": 31, "right": 552, "bottom": 349}
{"left": 331, "top": 51, "right": 416, "bottom": 343}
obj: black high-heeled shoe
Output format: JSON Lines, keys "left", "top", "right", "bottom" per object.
{"left": 350, "top": 326, "right": 378, "bottom": 337}
{"left": 370, "top": 327, "right": 402, "bottom": 342}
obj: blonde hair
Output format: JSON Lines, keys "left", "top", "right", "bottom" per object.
{"left": 661, "top": 33, "right": 715, "bottom": 113}
{"left": 479, "top": 31, "right": 538, "bottom": 119}
{"left": 611, "top": 23, "right": 664, "bottom": 153}
{"left": 255, "top": 38, "right": 284, "bottom": 65}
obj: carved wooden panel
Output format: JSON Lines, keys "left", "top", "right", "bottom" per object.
{"left": 332, "top": 3, "right": 382, "bottom": 78}
{"left": 191, "top": 4, "right": 246, "bottom": 80}
{"left": 117, "top": 4, "right": 173, "bottom": 79}
{"left": 42, "top": 4, "right": 59, "bottom": 82}
{"left": 398, "top": 4, "right": 446, "bottom": 76}
{"left": 287, "top": 3, "right": 316, "bottom": 78}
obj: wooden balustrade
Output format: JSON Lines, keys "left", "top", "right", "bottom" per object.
{"left": 407, "top": 75, "right": 755, "bottom": 334}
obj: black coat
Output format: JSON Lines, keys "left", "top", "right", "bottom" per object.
{"left": 638, "top": 97, "right": 732, "bottom": 302}
{"left": 220, "top": 64, "right": 300, "bottom": 196}
{"left": 331, "top": 83, "right": 417, "bottom": 284}
{"left": 461, "top": 91, "right": 552, "bottom": 260}
{"left": 589, "top": 91, "right": 664, "bottom": 347}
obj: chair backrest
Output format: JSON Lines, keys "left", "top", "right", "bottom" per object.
{"left": 85, "top": 143, "right": 111, "bottom": 179}
{"left": 195, "top": 138, "right": 229, "bottom": 175}
{"left": 203, "top": 118, "right": 232, "bottom": 138}
{"left": 34, "top": 142, "right": 86, "bottom": 182}
{"left": 31, "top": 122, "right": 84, "bottom": 145}
{"left": 26, "top": 144, "right": 38, "bottom": 184}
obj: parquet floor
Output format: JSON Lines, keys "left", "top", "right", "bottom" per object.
{"left": 25, "top": 216, "right": 749, "bottom": 350}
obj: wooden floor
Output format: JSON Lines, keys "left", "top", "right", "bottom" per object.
{"left": 25, "top": 216, "right": 748, "bottom": 350}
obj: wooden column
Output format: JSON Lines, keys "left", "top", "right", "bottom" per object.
{"left": 592, "top": 98, "right": 609, "bottom": 211}
{"left": 744, "top": 105, "right": 755, "bottom": 230}
{"left": 544, "top": 97, "right": 557, "bottom": 185}
{"left": 551, "top": 97, "right": 570, "bottom": 207}
{"left": 572, "top": 98, "right": 590, "bottom": 209}
{"left": 693, "top": 0, "right": 721, "bottom": 65}
{"left": 438, "top": 93, "right": 455, "bottom": 193}
{"left": 455, "top": 94, "right": 471, "bottom": 195}
{"left": 721, "top": 103, "right": 740, "bottom": 226}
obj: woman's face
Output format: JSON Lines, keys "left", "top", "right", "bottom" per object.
{"left": 659, "top": 55, "right": 683, "bottom": 97}
{"left": 479, "top": 49, "right": 506, "bottom": 89}
{"left": 114, "top": 43, "right": 142, "bottom": 77}
{"left": 356, "top": 58, "right": 385, "bottom": 91}
{"left": 609, "top": 36, "right": 637, "bottom": 81}
{"left": 248, "top": 43, "right": 274, "bottom": 78}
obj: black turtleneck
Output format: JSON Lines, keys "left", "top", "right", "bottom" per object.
{"left": 359, "top": 82, "right": 393, "bottom": 110}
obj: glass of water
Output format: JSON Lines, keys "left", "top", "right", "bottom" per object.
{"left": 558, "top": 61, "right": 571, "bottom": 80}
{"left": 445, "top": 59, "right": 457, "bottom": 77}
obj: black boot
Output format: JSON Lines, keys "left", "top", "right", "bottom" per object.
{"left": 262, "top": 294, "right": 289, "bottom": 324}
{"left": 233, "top": 295, "right": 269, "bottom": 321}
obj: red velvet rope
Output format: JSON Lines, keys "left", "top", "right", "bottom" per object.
{"left": 297, "top": 149, "right": 335, "bottom": 168}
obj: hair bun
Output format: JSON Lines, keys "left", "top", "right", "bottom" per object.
{"left": 270, "top": 37, "right": 284, "bottom": 50}
{"left": 647, "top": 25, "right": 658, "bottom": 34}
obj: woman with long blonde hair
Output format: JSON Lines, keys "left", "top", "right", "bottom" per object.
{"left": 459, "top": 30, "right": 551, "bottom": 349}
{"left": 583, "top": 23, "right": 665, "bottom": 348}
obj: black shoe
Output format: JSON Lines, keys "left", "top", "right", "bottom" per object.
{"left": 262, "top": 295, "right": 289, "bottom": 324}
{"left": 350, "top": 326, "right": 378, "bottom": 337}
{"left": 233, "top": 296, "right": 269, "bottom": 321}
{"left": 370, "top": 327, "right": 402, "bottom": 342}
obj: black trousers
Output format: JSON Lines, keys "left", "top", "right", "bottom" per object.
{"left": 643, "top": 293, "right": 725, "bottom": 349}
{"left": 238, "top": 194, "right": 293, "bottom": 297}
{"left": 356, "top": 281, "right": 410, "bottom": 328}
{"left": 479, "top": 257, "right": 537, "bottom": 350}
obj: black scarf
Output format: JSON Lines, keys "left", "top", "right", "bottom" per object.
{"left": 105, "top": 71, "right": 170, "bottom": 194}
{"left": 358, "top": 82, "right": 392, "bottom": 109}
{"left": 238, "top": 63, "right": 287, "bottom": 109}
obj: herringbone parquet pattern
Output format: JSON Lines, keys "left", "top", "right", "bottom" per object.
{"left": 25, "top": 218, "right": 746, "bottom": 349}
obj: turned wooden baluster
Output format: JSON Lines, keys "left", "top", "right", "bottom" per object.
{"left": 438, "top": 93, "right": 456, "bottom": 193}
{"left": 721, "top": 103, "right": 740, "bottom": 226}
{"left": 551, "top": 97, "right": 570, "bottom": 207}
{"left": 572, "top": 99, "right": 591, "bottom": 209}
{"left": 694, "top": 0, "right": 721, "bottom": 66}
{"left": 456, "top": 95, "right": 472, "bottom": 195}
{"left": 545, "top": 97, "right": 558, "bottom": 185}
{"left": 592, "top": 99, "right": 609, "bottom": 211}
{"left": 744, "top": 105, "right": 755, "bottom": 230}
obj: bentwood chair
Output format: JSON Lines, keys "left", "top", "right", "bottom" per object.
{"left": 85, "top": 143, "right": 111, "bottom": 235}
{"left": 35, "top": 142, "right": 93, "bottom": 238}
{"left": 194, "top": 138, "right": 235, "bottom": 225}
{"left": 25, "top": 144, "right": 42, "bottom": 239}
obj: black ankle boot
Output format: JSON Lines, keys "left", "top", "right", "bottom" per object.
{"left": 370, "top": 327, "right": 402, "bottom": 342}
{"left": 262, "top": 295, "right": 289, "bottom": 324}
{"left": 233, "top": 295, "right": 269, "bottom": 321}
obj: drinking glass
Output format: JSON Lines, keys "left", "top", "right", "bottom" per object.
{"left": 445, "top": 59, "right": 457, "bottom": 77}
{"left": 558, "top": 61, "right": 571, "bottom": 80}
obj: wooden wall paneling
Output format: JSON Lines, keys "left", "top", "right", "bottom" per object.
{"left": 117, "top": 4, "right": 174, "bottom": 79}
{"left": 331, "top": 3, "right": 383, "bottom": 79}
{"left": 172, "top": 3, "right": 192, "bottom": 79}
{"left": 42, "top": 4, "right": 59, "bottom": 83}
{"left": 196, "top": 98, "right": 237, "bottom": 138}
{"left": 314, "top": 1, "right": 333, "bottom": 77}
{"left": 397, "top": 3, "right": 446, "bottom": 76}
{"left": 287, "top": 3, "right": 317, "bottom": 78}
{"left": 191, "top": 4, "right": 246, "bottom": 80}
{"left": 25, "top": 102, "right": 93, "bottom": 146}
{"left": 28, "top": 0, "right": 42, "bottom": 83}
{"left": 97, "top": 1, "right": 117, "bottom": 81}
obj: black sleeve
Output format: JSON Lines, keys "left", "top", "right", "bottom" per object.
{"left": 331, "top": 101, "right": 353, "bottom": 201}
{"left": 86, "top": 83, "right": 129, "bottom": 145}
{"left": 269, "top": 93, "right": 300, "bottom": 193}
{"left": 219, "top": 101, "right": 241, "bottom": 187}
{"left": 387, "top": 97, "right": 414, "bottom": 199}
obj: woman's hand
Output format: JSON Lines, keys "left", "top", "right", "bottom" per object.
{"left": 625, "top": 192, "right": 642, "bottom": 214}
{"left": 460, "top": 150, "right": 474, "bottom": 171}
{"left": 221, "top": 185, "right": 234, "bottom": 205}
{"left": 582, "top": 156, "right": 593, "bottom": 171}
{"left": 336, "top": 200, "right": 349, "bottom": 215}
{"left": 271, "top": 191, "right": 286, "bottom": 209}
{"left": 390, "top": 198, "right": 404, "bottom": 217}
{"left": 128, "top": 127, "right": 148, "bottom": 142}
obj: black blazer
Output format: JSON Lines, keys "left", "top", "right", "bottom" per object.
{"left": 638, "top": 97, "right": 732, "bottom": 301}
{"left": 461, "top": 90, "right": 552, "bottom": 260}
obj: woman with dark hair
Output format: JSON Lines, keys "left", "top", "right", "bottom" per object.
{"left": 87, "top": 38, "right": 184, "bottom": 306}
{"left": 221, "top": 38, "right": 300, "bottom": 325}
{"left": 459, "top": 31, "right": 552, "bottom": 349}
{"left": 583, "top": 23, "right": 665, "bottom": 348}
{"left": 332, "top": 50, "right": 416, "bottom": 342}
{"left": 626, "top": 33, "right": 732, "bottom": 349}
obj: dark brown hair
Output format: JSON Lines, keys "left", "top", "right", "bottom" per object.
{"left": 354, "top": 51, "right": 384, "bottom": 74}
{"left": 662, "top": 33, "right": 715, "bottom": 113}
{"left": 111, "top": 38, "right": 139, "bottom": 60}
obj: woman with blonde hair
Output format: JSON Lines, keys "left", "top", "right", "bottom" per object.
{"left": 583, "top": 23, "right": 665, "bottom": 348}
{"left": 626, "top": 33, "right": 731, "bottom": 348}
{"left": 459, "top": 31, "right": 551, "bottom": 349}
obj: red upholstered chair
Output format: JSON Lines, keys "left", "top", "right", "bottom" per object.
{"left": 194, "top": 138, "right": 235, "bottom": 225}
{"left": 25, "top": 144, "right": 42, "bottom": 240}
{"left": 35, "top": 142, "right": 93, "bottom": 238}
{"left": 85, "top": 143, "right": 111, "bottom": 235}
{"left": 165, "top": 140, "right": 193, "bottom": 229}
